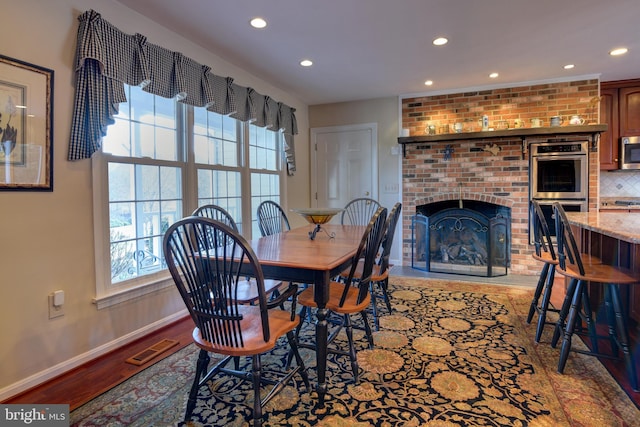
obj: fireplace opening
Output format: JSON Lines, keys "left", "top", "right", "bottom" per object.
{"left": 411, "top": 200, "right": 510, "bottom": 277}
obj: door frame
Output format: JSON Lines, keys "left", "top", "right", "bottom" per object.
{"left": 310, "top": 123, "right": 378, "bottom": 208}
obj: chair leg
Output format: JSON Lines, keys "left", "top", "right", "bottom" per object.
{"left": 369, "top": 282, "right": 380, "bottom": 331}
{"left": 185, "top": 349, "right": 210, "bottom": 421}
{"left": 360, "top": 310, "right": 374, "bottom": 349}
{"left": 528, "top": 262, "right": 550, "bottom": 324}
{"left": 558, "top": 280, "right": 584, "bottom": 374}
{"left": 609, "top": 284, "right": 639, "bottom": 391}
{"left": 286, "top": 306, "right": 309, "bottom": 369}
{"left": 535, "top": 264, "right": 555, "bottom": 342}
{"left": 343, "top": 314, "right": 360, "bottom": 383}
{"left": 285, "top": 331, "right": 311, "bottom": 390}
{"left": 381, "top": 278, "right": 392, "bottom": 313}
{"left": 251, "top": 355, "right": 263, "bottom": 427}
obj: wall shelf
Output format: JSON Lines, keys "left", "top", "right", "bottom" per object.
{"left": 397, "top": 124, "right": 608, "bottom": 157}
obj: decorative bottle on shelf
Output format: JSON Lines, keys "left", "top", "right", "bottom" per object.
{"left": 482, "top": 115, "right": 489, "bottom": 131}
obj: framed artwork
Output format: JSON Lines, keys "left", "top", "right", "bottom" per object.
{"left": 0, "top": 54, "right": 54, "bottom": 191}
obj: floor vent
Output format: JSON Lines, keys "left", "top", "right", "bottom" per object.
{"left": 125, "top": 339, "right": 179, "bottom": 366}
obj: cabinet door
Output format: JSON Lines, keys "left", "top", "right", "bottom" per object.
{"left": 619, "top": 86, "right": 640, "bottom": 136}
{"left": 599, "top": 88, "right": 619, "bottom": 170}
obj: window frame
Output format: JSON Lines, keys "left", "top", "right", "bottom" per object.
{"left": 92, "top": 93, "right": 286, "bottom": 309}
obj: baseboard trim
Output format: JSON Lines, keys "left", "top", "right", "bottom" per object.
{"left": 0, "top": 309, "right": 189, "bottom": 402}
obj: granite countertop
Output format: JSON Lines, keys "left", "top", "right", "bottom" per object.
{"left": 565, "top": 211, "right": 640, "bottom": 244}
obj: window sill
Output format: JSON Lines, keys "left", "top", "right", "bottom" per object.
{"left": 93, "top": 276, "right": 175, "bottom": 310}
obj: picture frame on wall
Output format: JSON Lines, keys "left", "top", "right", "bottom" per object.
{"left": 0, "top": 54, "right": 54, "bottom": 191}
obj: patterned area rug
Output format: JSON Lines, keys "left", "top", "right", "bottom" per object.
{"left": 70, "top": 277, "right": 640, "bottom": 426}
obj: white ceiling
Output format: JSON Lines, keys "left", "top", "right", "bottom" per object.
{"left": 115, "top": 0, "right": 640, "bottom": 106}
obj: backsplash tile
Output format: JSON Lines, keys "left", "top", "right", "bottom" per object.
{"left": 600, "top": 171, "right": 640, "bottom": 197}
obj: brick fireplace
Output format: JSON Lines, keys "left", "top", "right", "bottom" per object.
{"left": 400, "top": 79, "right": 600, "bottom": 276}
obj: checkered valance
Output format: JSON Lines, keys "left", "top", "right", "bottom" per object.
{"left": 68, "top": 9, "right": 297, "bottom": 174}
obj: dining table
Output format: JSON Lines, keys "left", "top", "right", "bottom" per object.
{"left": 248, "top": 223, "right": 366, "bottom": 408}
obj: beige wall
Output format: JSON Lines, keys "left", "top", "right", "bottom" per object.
{"left": 0, "top": 0, "right": 310, "bottom": 397}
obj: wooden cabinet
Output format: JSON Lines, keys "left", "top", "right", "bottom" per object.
{"left": 600, "top": 79, "right": 640, "bottom": 170}
{"left": 619, "top": 87, "right": 640, "bottom": 136}
{"left": 600, "top": 88, "right": 619, "bottom": 170}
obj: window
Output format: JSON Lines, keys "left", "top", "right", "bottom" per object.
{"left": 93, "top": 85, "right": 285, "bottom": 308}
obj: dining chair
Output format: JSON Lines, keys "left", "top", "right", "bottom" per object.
{"left": 550, "top": 202, "right": 640, "bottom": 391}
{"left": 256, "top": 200, "right": 291, "bottom": 237}
{"left": 295, "top": 206, "right": 388, "bottom": 383}
{"left": 193, "top": 204, "right": 285, "bottom": 304}
{"left": 341, "top": 197, "right": 382, "bottom": 226}
{"left": 339, "top": 203, "right": 402, "bottom": 330}
{"left": 163, "top": 216, "right": 310, "bottom": 427}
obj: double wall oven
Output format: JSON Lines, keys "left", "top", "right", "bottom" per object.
{"left": 529, "top": 140, "right": 589, "bottom": 240}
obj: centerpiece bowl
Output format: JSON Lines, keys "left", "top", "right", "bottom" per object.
{"left": 291, "top": 208, "right": 343, "bottom": 240}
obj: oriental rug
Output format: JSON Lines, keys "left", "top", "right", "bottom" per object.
{"left": 70, "top": 277, "right": 640, "bottom": 426}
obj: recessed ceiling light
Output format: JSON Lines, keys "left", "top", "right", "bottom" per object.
{"left": 424, "top": 80, "right": 433, "bottom": 86}
{"left": 250, "top": 17, "right": 267, "bottom": 29}
{"left": 563, "top": 64, "right": 575, "bottom": 70}
{"left": 432, "top": 37, "right": 448, "bottom": 46}
{"left": 300, "top": 59, "right": 313, "bottom": 67}
{"left": 610, "top": 47, "right": 628, "bottom": 56}
{"left": 489, "top": 72, "right": 499, "bottom": 79}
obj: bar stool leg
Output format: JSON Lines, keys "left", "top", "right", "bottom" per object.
{"left": 580, "top": 285, "right": 598, "bottom": 354}
{"left": 603, "top": 285, "right": 619, "bottom": 356}
{"left": 528, "top": 262, "right": 550, "bottom": 324}
{"left": 609, "top": 284, "right": 639, "bottom": 391}
{"left": 535, "top": 264, "right": 556, "bottom": 342}
{"left": 558, "top": 280, "right": 585, "bottom": 373}
{"left": 552, "top": 278, "right": 578, "bottom": 348}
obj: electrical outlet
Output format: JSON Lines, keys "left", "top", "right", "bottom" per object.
{"left": 48, "top": 294, "right": 65, "bottom": 319}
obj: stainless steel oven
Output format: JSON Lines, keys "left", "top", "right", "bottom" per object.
{"left": 529, "top": 141, "right": 589, "bottom": 243}
{"left": 530, "top": 141, "right": 588, "bottom": 200}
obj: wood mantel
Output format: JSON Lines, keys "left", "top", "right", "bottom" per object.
{"left": 397, "top": 124, "right": 608, "bottom": 157}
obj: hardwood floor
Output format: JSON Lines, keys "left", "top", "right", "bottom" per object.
{"left": 3, "top": 316, "right": 193, "bottom": 411}
{"left": 3, "top": 273, "right": 639, "bottom": 411}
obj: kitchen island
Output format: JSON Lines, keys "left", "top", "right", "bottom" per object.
{"left": 565, "top": 211, "right": 640, "bottom": 322}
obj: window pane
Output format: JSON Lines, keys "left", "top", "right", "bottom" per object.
{"left": 197, "top": 169, "right": 242, "bottom": 230}
{"left": 249, "top": 125, "right": 279, "bottom": 171}
{"left": 250, "top": 172, "right": 280, "bottom": 236}
{"left": 102, "top": 118, "right": 131, "bottom": 156}
{"left": 108, "top": 163, "right": 134, "bottom": 201}
{"left": 193, "top": 109, "right": 238, "bottom": 167}
{"left": 129, "top": 87, "right": 154, "bottom": 124}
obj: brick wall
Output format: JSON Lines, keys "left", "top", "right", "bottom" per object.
{"left": 401, "top": 79, "right": 600, "bottom": 275}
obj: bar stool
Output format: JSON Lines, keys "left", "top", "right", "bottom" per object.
{"left": 526, "top": 200, "right": 560, "bottom": 342}
{"left": 551, "top": 202, "right": 640, "bottom": 391}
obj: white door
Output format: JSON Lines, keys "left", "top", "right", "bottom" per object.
{"left": 311, "top": 123, "right": 377, "bottom": 212}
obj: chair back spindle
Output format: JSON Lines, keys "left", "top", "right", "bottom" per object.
{"left": 341, "top": 197, "right": 382, "bottom": 226}
{"left": 257, "top": 201, "right": 291, "bottom": 236}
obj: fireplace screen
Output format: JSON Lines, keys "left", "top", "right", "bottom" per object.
{"left": 412, "top": 208, "right": 509, "bottom": 277}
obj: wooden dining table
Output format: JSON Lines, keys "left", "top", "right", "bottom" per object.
{"left": 248, "top": 223, "right": 366, "bottom": 407}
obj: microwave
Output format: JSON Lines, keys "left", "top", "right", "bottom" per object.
{"left": 621, "top": 136, "right": 640, "bottom": 169}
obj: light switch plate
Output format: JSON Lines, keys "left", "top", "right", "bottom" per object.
{"left": 48, "top": 295, "right": 65, "bottom": 319}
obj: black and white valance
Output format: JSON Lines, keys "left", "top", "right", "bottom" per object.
{"left": 68, "top": 9, "right": 297, "bottom": 173}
